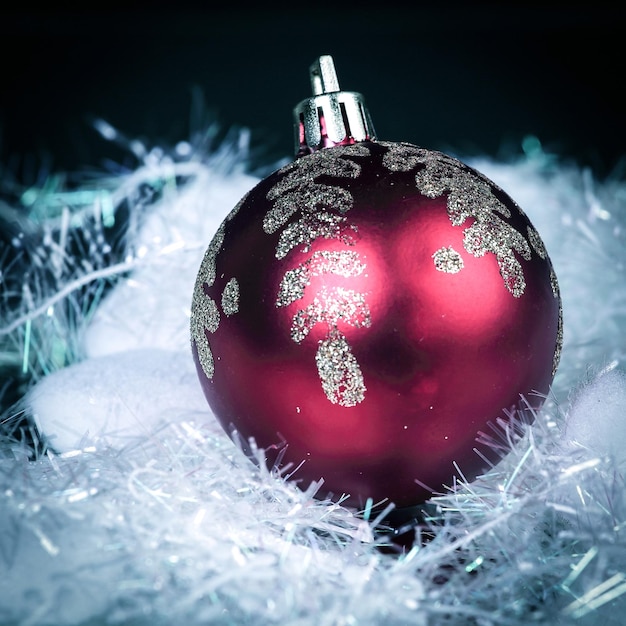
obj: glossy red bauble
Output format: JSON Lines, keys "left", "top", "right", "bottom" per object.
{"left": 190, "top": 140, "right": 562, "bottom": 510}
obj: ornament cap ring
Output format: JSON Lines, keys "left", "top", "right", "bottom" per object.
{"left": 293, "top": 55, "right": 377, "bottom": 157}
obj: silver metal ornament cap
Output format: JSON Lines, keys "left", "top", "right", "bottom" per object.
{"left": 294, "top": 55, "right": 377, "bottom": 157}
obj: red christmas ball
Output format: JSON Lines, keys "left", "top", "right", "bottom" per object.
{"left": 190, "top": 140, "right": 562, "bottom": 510}
{"left": 190, "top": 56, "right": 562, "bottom": 511}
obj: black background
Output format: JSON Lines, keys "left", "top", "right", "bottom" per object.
{"left": 1, "top": 3, "right": 625, "bottom": 184}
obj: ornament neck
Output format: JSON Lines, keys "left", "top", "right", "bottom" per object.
{"left": 293, "top": 55, "right": 377, "bottom": 157}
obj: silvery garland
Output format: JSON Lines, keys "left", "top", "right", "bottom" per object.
{"left": 0, "top": 120, "right": 625, "bottom": 625}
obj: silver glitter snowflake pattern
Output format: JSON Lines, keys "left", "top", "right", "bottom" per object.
{"left": 290, "top": 287, "right": 371, "bottom": 343}
{"left": 191, "top": 196, "right": 246, "bottom": 380}
{"left": 263, "top": 185, "right": 354, "bottom": 235}
{"left": 432, "top": 246, "right": 464, "bottom": 274}
{"left": 553, "top": 306, "right": 563, "bottom": 376}
{"left": 381, "top": 142, "right": 532, "bottom": 298}
{"left": 527, "top": 226, "right": 547, "bottom": 259}
{"left": 289, "top": 286, "right": 370, "bottom": 407}
{"left": 190, "top": 225, "right": 224, "bottom": 378}
{"left": 528, "top": 225, "right": 560, "bottom": 300}
{"left": 275, "top": 212, "right": 358, "bottom": 261}
{"left": 264, "top": 145, "right": 368, "bottom": 259}
{"left": 316, "top": 332, "right": 367, "bottom": 407}
{"left": 221, "top": 278, "right": 240, "bottom": 316}
{"left": 266, "top": 145, "right": 373, "bottom": 406}
{"left": 277, "top": 250, "right": 365, "bottom": 307}
{"left": 550, "top": 268, "right": 560, "bottom": 299}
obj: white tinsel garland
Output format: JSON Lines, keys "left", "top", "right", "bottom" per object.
{"left": 0, "top": 118, "right": 625, "bottom": 625}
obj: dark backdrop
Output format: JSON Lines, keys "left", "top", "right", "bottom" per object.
{"left": 1, "top": 3, "right": 625, "bottom": 183}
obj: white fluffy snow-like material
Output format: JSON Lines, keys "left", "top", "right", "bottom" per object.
{"left": 1, "top": 123, "right": 626, "bottom": 625}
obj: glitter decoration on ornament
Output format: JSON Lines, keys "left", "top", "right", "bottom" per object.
{"left": 263, "top": 163, "right": 356, "bottom": 232}
{"left": 553, "top": 310, "right": 564, "bottom": 376}
{"left": 221, "top": 278, "right": 240, "bottom": 316}
{"left": 190, "top": 233, "right": 223, "bottom": 379}
{"left": 191, "top": 195, "right": 245, "bottom": 380}
{"left": 381, "top": 141, "right": 536, "bottom": 298}
{"left": 263, "top": 141, "right": 374, "bottom": 406}
{"left": 316, "top": 330, "right": 367, "bottom": 406}
{"left": 289, "top": 284, "right": 371, "bottom": 405}
{"left": 276, "top": 250, "right": 366, "bottom": 307}
{"left": 527, "top": 225, "right": 547, "bottom": 259}
{"left": 263, "top": 145, "right": 370, "bottom": 259}
{"left": 274, "top": 212, "right": 357, "bottom": 263}
{"left": 276, "top": 249, "right": 370, "bottom": 406}
{"left": 528, "top": 223, "right": 561, "bottom": 301}
{"left": 432, "top": 246, "right": 464, "bottom": 273}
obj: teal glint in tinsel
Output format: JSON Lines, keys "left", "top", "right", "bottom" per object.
{"left": 0, "top": 114, "right": 263, "bottom": 454}
{"left": 0, "top": 186, "right": 125, "bottom": 454}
